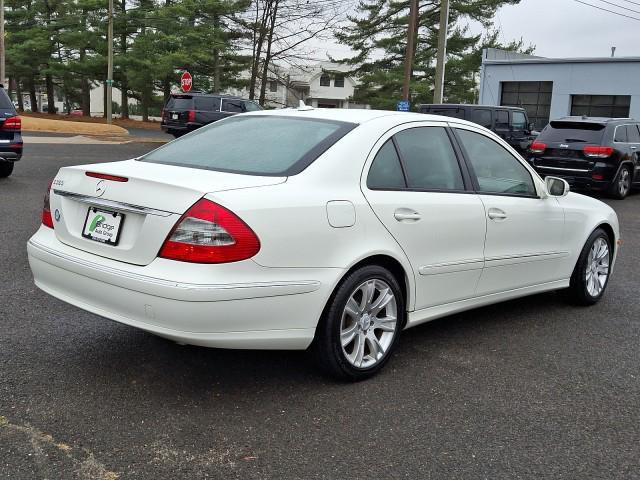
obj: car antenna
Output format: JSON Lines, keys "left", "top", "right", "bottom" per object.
{"left": 298, "top": 100, "right": 314, "bottom": 111}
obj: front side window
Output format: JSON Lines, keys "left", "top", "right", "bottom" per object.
{"left": 511, "top": 111, "right": 527, "bottom": 130}
{"left": 456, "top": 129, "right": 536, "bottom": 196}
{"left": 140, "top": 116, "right": 356, "bottom": 176}
{"left": 222, "top": 99, "right": 243, "bottom": 113}
{"left": 628, "top": 124, "right": 640, "bottom": 143}
{"left": 472, "top": 109, "right": 492, "bottom": 129}
{"left": 394, "top": 127, "right": 464, "bottom": 191}
{"left": 243, "top": 101, "right": 262, "bottom": 112}
{"left": 367, "top": 140, "right": 406, "bottom": 190}
{"left": 319, "top": 74, "right": 330, "bottom": 87}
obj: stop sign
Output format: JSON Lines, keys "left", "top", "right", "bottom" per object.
{"left": 181, "top": 72, "right": 193, "bottom": 92}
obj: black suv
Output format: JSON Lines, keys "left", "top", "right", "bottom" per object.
{"left": 418, "top": 104, "right": 537, "bottom": 153}
{"left": 0, "top": 85, "right": 23, "bottom": 178}
{"left": 161, "top": 93, "right": 262, "bottom": 138}
{"left": 528, "top": 117, "right": 640, "bottom": 199}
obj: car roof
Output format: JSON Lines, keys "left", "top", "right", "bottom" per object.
{"left": 419, "top": 103, "right": 526, "bottom": 111}
{"left": 554, "top": 116, "right": 637, "bottom": 124}
{"left": 244, "top": 107, "right": 477, "bottom": 126}
{"left": 171, "top": 92, "right": 245, "bottom": 99}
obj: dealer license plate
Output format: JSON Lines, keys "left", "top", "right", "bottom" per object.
{"left": 82, "top": 208, "right": 124, "bottom": 245}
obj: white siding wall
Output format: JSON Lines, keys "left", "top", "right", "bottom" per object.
{"left": 480, "top": 61, "right": 640, "bottom": 120}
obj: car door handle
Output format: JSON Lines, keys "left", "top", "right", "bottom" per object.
{"left": 630, "top": 146, "right": 637, "bottom": 150}
{"left": 487, "top": 208, "right": 507, "bottom": 220}
{"left": 394, "top": 209, "right": 422, "bottom": 222}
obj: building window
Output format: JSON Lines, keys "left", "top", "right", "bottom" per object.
{"left": 319, "top": 74, "right": 330, "bottom": 87}
{"left": 500, "top": 81, "right": 553, "bottom": 130}
{"left": 268, "top": 80, "right": 278, "bottom": 93}
{"left": 334, "top": 75, "right": 345, "bottom": 88}
{"left": 570, "top": 95, "right": 630, "bottom": 118}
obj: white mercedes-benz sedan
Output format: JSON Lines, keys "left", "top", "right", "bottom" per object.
{"left": 28, "top": 107, "right": 620, "bottom": 380}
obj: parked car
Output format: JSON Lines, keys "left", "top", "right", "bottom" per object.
{"left": 0, "top": 85, "right": 23, "bottom": 178}
{"left": 161, "top": 93, "right": 262, "bottom": 138}
{"left": 528, "top": 116, "right": 640, "bottom": 199}
{"left": 28, "top": 108, "right": 619, "bottom": 381}
{"left": 418, "top": 104, "right": 537, "bottom": 153}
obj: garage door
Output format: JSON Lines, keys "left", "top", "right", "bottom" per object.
{"left": 500, "top": 81, "right": 553, "bottom": 130}
{"left": 570, "top": 95, "right": 630, "bottom": 118}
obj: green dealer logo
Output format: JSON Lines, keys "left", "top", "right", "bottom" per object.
{"left": 89, "top": 215, "right": 106, "bottom": 233}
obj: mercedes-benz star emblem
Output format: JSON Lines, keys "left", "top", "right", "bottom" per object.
{"left": 95, "top": 180, "right": 106, "bottom": 197}
{"left": 54, "top": 209, "right": 61, "bottom": 222}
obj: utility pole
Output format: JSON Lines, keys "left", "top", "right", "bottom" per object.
{"left": 0, "top": 0, "right": 5, "bottom": 86}
{"left": 433, "top": 0, "right": 449, "bottom": 104}
{"left": 402, "top": 0, "right": 418, "bottom": 102}
{"left": 106, "top": 0, "right": 114, "bottom": 124}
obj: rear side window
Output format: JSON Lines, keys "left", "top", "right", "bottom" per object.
{"left": 495, "top": 110, "right": 509, "bottom": 129}
{"left": 222, "top": 99, "right": 243, "bottom": 113}
{"left": 614, "top": 126, "right": 627, "bottom": 143}
{"left": 140, "top": 116, "right": 356, "bottom": 176}
{"left": 194, "top": 96, "right": 220, "bottom": 111}
{"left": 538, "top": 121, "right": 605, "bottom": 144}
{"left": 166, "top": 96, "right": 194, "bottom": 110}
{"left": 628, "top": 124, "right": 640, "bottom": 143}
{"left": 472, "top": 109, "right": 492, "bottom": 129}
{"left": 0, "top": 89, "right": 14, "bottom": 110}
{"left": 456, "top": 129, "right": 536, "bottom": 197}
{"left": 394, "top": 127, "right": 464, "bottom": 191}
{"left": 367, "top": 140, "right": 406, "bottom": 190}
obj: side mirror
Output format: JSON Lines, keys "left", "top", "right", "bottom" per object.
{"left": 545, "top": 176, "right": 570, "bottom": 197}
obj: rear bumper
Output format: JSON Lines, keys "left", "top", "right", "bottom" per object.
{"left": 0, "top": 148, "right": 22, "bottom": 162}
{"left": 530, "top": 161, "right": 616, "bottom": 192}
{"left": 27, "top": 227, "right": 340, "bottom": 349}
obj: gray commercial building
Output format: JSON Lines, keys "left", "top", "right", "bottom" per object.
{"left": 479, "top": 48, "right": 640, "bottom": 129}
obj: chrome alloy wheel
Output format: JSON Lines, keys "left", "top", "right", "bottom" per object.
{"left": 340, "top": 279, "right": 398, "bottom": 368}
{"left": 618, "top": 168, "right": 631, "bottom": 197}
{"left": 585, "top": 237, "right": 610, "bottom": 297}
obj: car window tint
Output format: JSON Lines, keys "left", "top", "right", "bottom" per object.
{"left": 194, "top": 96, "right": 220, "bottom": 111}
{"left": 367, "top": 140, "right": 406, "bottom": 190}
{"left": 456, "top": 129, "right": 536, "bottom": 196}
{"left": 141, "top": 116, "right": 355, "bottom": 176}
{"left": 511, "top": 111, "right": 527, "bottom": 130}
{"left": 614, "top": 126, "right": 627, "bottom": 143}
{"left": 495, "top": 110, "right": 509, "bottom": 129}
{"left": 243, "top": 101, "right": 261, "bottom": 112}
{"left": 222, "top": 99, "right": 243, "bottom": 113}
{"left": 629, "top": 124, "right": 640, "bottom": 143}
{"left": 394, "top": 127, "right": 464, "bottom": 191}
{"left": 429, "top": 108, "right": 465, "bottom": 119}
{"left": 472, "top": 109, "right": 492, "bottom": 128}
{"left": 166, "top": 96, "right": 193, "bottom": 110}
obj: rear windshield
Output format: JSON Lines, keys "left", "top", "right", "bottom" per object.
{"left": 140, "top": 116, "right": 357, "bottom": 176}
{"left": 539, "top": 121, "right": 606, "bottom": 144}
{"left": 0, "top": 89, "right": 15, "bottom": 110}
{"left": 165, "top": 96, "right": 194, "bottom": 110}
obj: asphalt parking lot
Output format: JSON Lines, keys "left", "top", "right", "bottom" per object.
{"left": 1, "top": 142, "right": 639, "bottom": 479}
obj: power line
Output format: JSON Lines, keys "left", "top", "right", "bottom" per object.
{"left": 592, "top": 0, "right": 640, "bottom": 14}
{"left": 571, "top": 0, "right": 640, "bottom": 21}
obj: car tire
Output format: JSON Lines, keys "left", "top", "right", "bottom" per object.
{"left": 311, "top": 265, "right": 404, "bottom": 381}
{"left": 609, "top": 165, "right": 631, "bottom": 199}
{"left": 0, "top": 162, "right": 14, "bottom": 178}
{"left": 564, "top": 228, "right": 612, "bottom": 306}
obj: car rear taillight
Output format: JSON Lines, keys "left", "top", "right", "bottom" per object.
{"left": 85, "top": 171, "right": 129, "bottom": 182}
{"left": 159, "top": 198, "right": 260, "bottom": 263}
{"left": 187, "top": 110, "right": 196, "bottom": 122}
{"left": 42, "top": 180, "right": 54, "bottom": 228}
{"left": 583, "top": 146, "right": 614, "bottom": 158}
{"left": 3, "top": 116, "right": 21, "bottom": 131}
{"left": 530, "top": 142, "right": 546, "bottom": 154}
{"left": 592, "top": 173, "right": 605, "bottom": 181}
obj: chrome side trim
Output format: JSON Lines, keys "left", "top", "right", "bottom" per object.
{"left": 28, "top": 239, "right": 321, "bottom": 300}
{"left": 484, "top": 251, "right": 569, "bottom": 268}
{"left": 53, "top": 190, "right": 174, "bottom": 217}
{"left": 534, "top": 164, "right": 589, "bottom": 173}
{"left": 419, "top": 258, "right": 484, "bottom": 276}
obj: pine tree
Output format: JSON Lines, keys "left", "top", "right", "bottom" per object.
{"left": 335, "top": 0, "right": 532, "bottom": 109}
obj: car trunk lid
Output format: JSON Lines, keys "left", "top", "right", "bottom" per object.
{"left": 50, "top": 160, "right": 285, "bottom": 265}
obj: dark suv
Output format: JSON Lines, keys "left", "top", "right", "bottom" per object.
{"left": 528, "top": 117, "right": 640, "bottom": 199}
{"left": 418, "top": 104, "right": 537, "bottom": 153}
{"left": 0, "top": 85, "right": 23, "bottom": 178}
{"left": 161, "top": 93, "right": 262, "bottom": 138}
